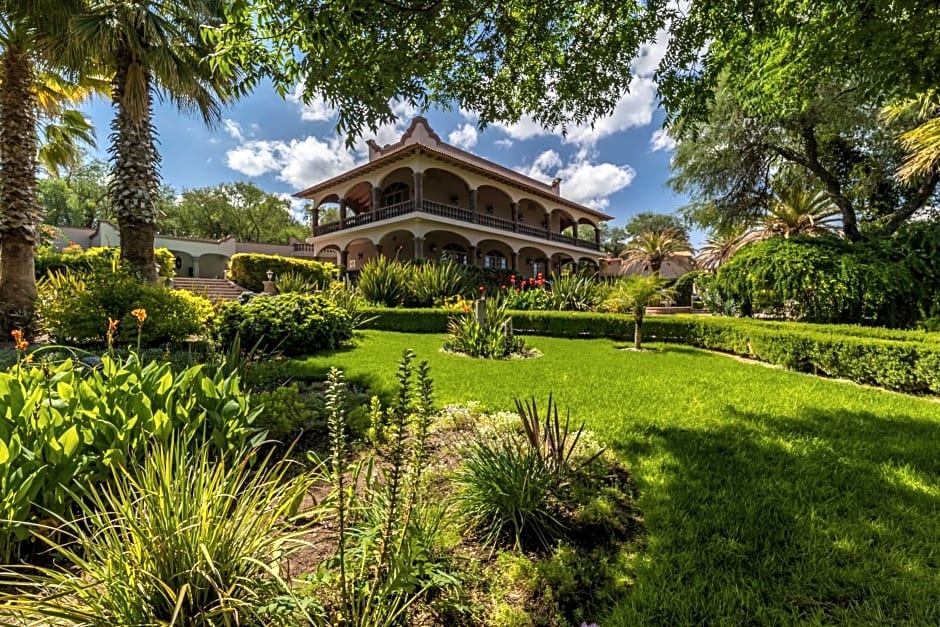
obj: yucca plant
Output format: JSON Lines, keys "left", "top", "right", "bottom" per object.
{"left": 547, "top": 271, "right": 602, "bottom": 311}
{"left": 443, "top": 297, "right": 526, "bottom": 358}
{"left": 275, "top": 270, "right": 319, "bottom": 294}
{"left": 514, "top": 394, "right": 605, "bottom": 476}
{"left": 3, "top": 440, "right": 312, "bottom": 625}
{"left": 407, "top": 260, "right": 469, "bottom": 307}
{"left": 324, "top": 281, "right": 376, "bottom": 330}
{"left": 358, "top": 257, "right": 411, "bottom": 307}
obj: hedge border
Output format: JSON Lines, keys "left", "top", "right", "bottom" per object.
{"left": 360, "top": 308, "right": 940, "bottom": 394}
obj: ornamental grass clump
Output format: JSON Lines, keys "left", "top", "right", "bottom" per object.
{"left": 443, "top": 297, "right": 528, "bottom": 359}
{"left": 4, "top": 441, "right": 311, "bottom": 626}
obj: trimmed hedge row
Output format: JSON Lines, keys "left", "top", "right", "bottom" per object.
{"left": 360, "top": 308, "right": 940, "bottom": 393}
{"left": 228, "top": 253, "right": 336, "bottom": 292}
{"left": 37, "top": 247, "right": 176, "bottom": 279}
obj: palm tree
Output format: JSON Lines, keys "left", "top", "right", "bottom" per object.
{"left": 71, "top": 0, "right": 238, "bottom": 282}
{"left": 0, "top": 1, "right": 92, "bottom": 332}
{"left": 620, "top": 227, "right": 694, "bottom": 275}
{"left": 605, "top": 275, "right": 662, "bottom": 350}
{"left": 884, "top": 90, "right": 940, "bottom": 183}
{"left": 744, "top": 183, "right": 841, "bottom": 241}
{"left": 695, "top": 225, "right": 747, "bottom": 271}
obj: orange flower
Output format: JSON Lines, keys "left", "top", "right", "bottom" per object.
{"left": 11, "top": 329, "right": 28, "bottom": 351}
{"left": 108, "top": 318, "right": 120, "bottom": 333}
{"left": 131, "top": 308, "right": 147, "bottom": 324}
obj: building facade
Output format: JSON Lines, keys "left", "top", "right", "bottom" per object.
{"left": 296, "top": 117, "right": 612, "bottom": 276}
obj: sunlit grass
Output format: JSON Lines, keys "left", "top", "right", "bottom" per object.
{"left": 290, "top": 331, "right": 940, "bottom": 624}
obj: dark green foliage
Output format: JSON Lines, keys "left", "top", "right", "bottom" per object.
{"left": 357, "top": 256, "right": 412, "bottom": 307}
{"left": 37, "top": 268, "right": 212, "bottom": 346}
{"left": 669, "top": 270, "right": 703, "bottom": 307}
{"left": 359, "top": 308, "right": 940, "bottom": 393}
{"left": 443, "top": 298, "right": 527, "bottom": 359}
{"left": 35, "top": 246, "right": 176, "bottom": 279}
{"left": 457, "top": 437, "right": 563, "bottom": 551}
{"left": 228, "top": 253, "right": 335, "bottom": 292}
{"left": 407, "top": 260, "right": 470, "bottom": 307}
{"left": 546, "top": 271, "right": 602, "bottom": 311}
{"left": 515, "top": 395, "right": 604, "bottom": 476}
{"left": 709, "top": 237, "right": 921, "bottom": 327}
{"left": 215, "top": 293, "right": 352, "bottom": 356}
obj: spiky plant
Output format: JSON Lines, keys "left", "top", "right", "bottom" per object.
{"left": 744, "top": 183, "right": 841, "bottom": 241}
{"left": 884, "top": 89, "right": 940, "bottom": 183}
{"left": 695, "top": 226, "right": 748, "bottom": 271}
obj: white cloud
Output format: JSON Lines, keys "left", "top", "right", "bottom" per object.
{"left": 225, "top": 136, "right": 359, "bottom": 188}
{"left": 494, "top": 139, "right": 513, "bottom": 149}
{"left": 650, "top": 128, "right": 677, "bottom": 152}
{"left": 493, "top": 77, "right": 658, "bottom": 148}
{"left": 632, "top": 30, "right": 670, "bottom": 77}
{"left": 223, "top": 119, "right": 244, "bottom": 142}
{"left": 287, "top": 84, "right": 336, "bottom": 122}
{"left": 448, "top": 123, "right": 478, "bottom": 149}
{"left": 519, "top": 149, "right": 635, "bottom": 209}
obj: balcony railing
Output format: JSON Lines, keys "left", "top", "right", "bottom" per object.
{"left": 316, "top": 199, "right": 601, "bottom": 251}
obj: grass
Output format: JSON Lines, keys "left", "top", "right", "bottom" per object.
{"left": 288, "top": 331, "right": 940, "bottom": 625}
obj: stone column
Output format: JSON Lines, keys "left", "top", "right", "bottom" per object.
{"left": 511, "top": 202, "right": 519, "bottom": 232}
{"left": 573, "top": 221, "right": 579, "bottom": 242}
{"left": 375, "top": 244, "right": 384, "bottom": 257}
{"left": 339, "top": 199, "right": 348, "bottom": 228}
{"left": 468, "top": 245, "right": 478, "bottom": 268}
{"left": 594, "top": 225, "right": 601, "bottom": 248}
{"left": 371, "top": 185, "right": 380, "bottom": 221}
{"left": 192, "top": 257, "right": 201, "bottom": 278}
{"left": 511, "top": 252, "right": 518, "bottom": 272}
{"left": 544, "top": 211, "right": 552, "bottom": 237}
{"left": 340, "top": 249, "right": 349, "bottom": 268}
{"left": 414, "top": 236, "right": 425, "bottom": 259}
{"left": 413, "top": 171, "right": 424, "bottom": 210}
{"left": 469, "top": 188, "right": 478, "bottom": 220}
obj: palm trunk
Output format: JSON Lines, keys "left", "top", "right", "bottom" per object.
{"left": 110, "top": 42, "right": 159, "bottom": 283}
{"left": 634, "top": 313, "right": 643, "bottom": 350}
{"left": 0, "top": 48, "right": 40, "bottom": 332}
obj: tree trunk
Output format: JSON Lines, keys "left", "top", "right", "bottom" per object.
{"left": 110, "top": 42, "right": 159, "bottom": 283}
{"left": 634, "top": 314, "right": 643, "bottom": 350}
{"left": 0, "top": 48, "right": 40, "bottom": 332}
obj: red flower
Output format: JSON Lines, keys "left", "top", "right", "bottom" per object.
{"left": 478, "top": 286, "right": 485, "bottom": 292}
{"left": 510, "top": 275, "right": 516, "bottom": 283}
{"left": 501, "top": 284, "right": 506, "bottom": 289}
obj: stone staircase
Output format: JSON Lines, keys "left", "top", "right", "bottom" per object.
{"left": 172, "top": 277, "right": 247, "bottom": 302}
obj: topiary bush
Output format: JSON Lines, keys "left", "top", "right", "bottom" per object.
{"left": 37, "top": 268, "right": 212, "bottom": 346}
{"left": 228, "top": 253, "right": 335, "bottom": 292}
{"left": 214, "top": 293, "right": 353, "bottom": 356}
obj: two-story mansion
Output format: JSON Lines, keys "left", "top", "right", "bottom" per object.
{"left": 296, "top": 117, "right": 611, "bottom": 277}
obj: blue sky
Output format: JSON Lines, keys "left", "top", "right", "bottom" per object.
{"left": 80, "top": 36, "right": 691, "bottom": 236}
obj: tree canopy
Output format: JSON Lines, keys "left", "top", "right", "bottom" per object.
{"left": 624, "top": 212, "right": 688, "bottom": 242}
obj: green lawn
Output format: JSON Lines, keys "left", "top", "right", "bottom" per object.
{"left": 292, "top": 331, "right": 940, "bottom": 625}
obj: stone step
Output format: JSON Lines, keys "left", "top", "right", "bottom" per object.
{"left": 171, "top": 278, "right": 247, "bottom": 303}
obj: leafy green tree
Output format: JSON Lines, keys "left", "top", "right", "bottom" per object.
{"left": 40, "top": 158, "right": 111, "bottom": 228}
{"left": 606, "top": 275, "right": 662, "bottom": 350}
{"left": 669, "top": 80, "right": 939, "bottom": 241}
{"left": 211, "top": 0, "right": 656, "bottom": 140}
{"left": 598, "top": 223, "right": 630, "bottom": 256}
{"left": 72, "top": 0, "right": 242, "bottom": 283}
{"left": 884, "top": 91, "right": 940, "bottom": 184}
{"left": 625, "top": 212, "right": 688, "bottom": 242}
{"left": 160, "top": 182, "right": 306, "bottom": 243}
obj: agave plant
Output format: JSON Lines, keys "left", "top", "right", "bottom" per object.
{"left": 408, "top": 260, "right": 469, "bottom": 307}
{"left": 547, "top": 270, "right": 601, "bottom": 311}
{"left": 620, "top": 227, "right": 694, "bottom": 275}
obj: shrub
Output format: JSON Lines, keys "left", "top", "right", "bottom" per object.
{"left": 228, "top": 253, "right": 335, "bottom": 292}
{"left": 274, "top": 270, "right": 320, "bottom": 294}
{"left": 35, "top": 246, "right": 176, "bottom": 279}
{"left": 214, "top": 293, "right": 353, "bottom": 356}
{"left": 547, "top": 271, "right": 602, "bottom": 311}
{"left": 37, "top": 268, "right": 212, "bottom": 345}
{"left": 407, "top": 260, "right": 470, "bottom": 307}
{"left": 358, "top": 256, "right": 411, "bottom": 306}
{"left": 0, "top": 353, "right": 262, "bottom": 562}
{"left": 444, "top": 298, "right": 528, "bottom": 358}
{"left": 456, "top": 436, "right": 562, "bottom": 551}
{"left": 8, "top": 442, "right": 310, "bottom": 625}
{"left": 669, "top": 270, "right": 703, "bottom": 307}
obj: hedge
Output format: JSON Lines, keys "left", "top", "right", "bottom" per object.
{"left": 228, "top": 253, "right": 336, "bottom": 292}
{"left": 36, "top": 247, "right": 176, "bottom": 279}
{"left": 360, "top": 308, "right": 940, "bottom": 394}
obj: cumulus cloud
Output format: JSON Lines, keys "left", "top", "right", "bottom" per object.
{"left": 494, "top": 138, "right": 513, "bottom": 149}
{"left": 287, "top": 84, "right": 336, "bottom": 122}
{"left": 650, "top": 128, "right": 677, "bottom": 152}
{"left": 519, "top": 149, "right": 635, "bottom": 209}
{"left": 223, "top": 119, "right": 244, "bottom": 142}
{"left": 225, "top": 136, "right": 359, "bottom": 188}
{"left": 448, "top": 123, "right": 478, "bottom": 149}
{"left": 492, "top": 77, "right": 658, "bottom": 147}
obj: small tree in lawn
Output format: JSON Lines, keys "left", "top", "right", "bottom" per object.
{"left": 607, "top": 275, "right": 662, "bottom": 350}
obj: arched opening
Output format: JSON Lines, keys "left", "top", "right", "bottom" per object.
{"left": 317, "top": 245, "right": 340, "bottom": 264}
{"left": 477, "top": 186, "right": 514, "bottom": 224}
{"left": 317, "top": 194, "right": 342, "bottom": 233}
{"left": 378, "top": 167, "right": 413, "bottom": 206}
{"left": 378, "top": 229, "right": 416, "bottom": 261}
{"left": 199, "top": 253, "right": 228, "bottom": 279}
{"left": 344, "top": 237, "right": 376, "bottom": 272}
{"left": 344, "top": 181, "right": 373, "bottom": 215}
{"left": 551, "top": 252, "right": 576, "bottom": 275}
{"left": 423, "top": 168, "right": 471, "bottom": 208}
{"left": 577, "top": 217, "right": 600, "bottom": 244}
{"left": 476, "top": 239, "right": 513, "bottom": 270}
{"left": 551, "top": 209, "right": 577, "bottom": 235}
{"left": 577, "top": 256, "right": 600, "bottom": 273}
{"left": 423, "top": 230, "right": 472, "bottom": 265}
{"left": 167, "top": 250, "right": 194, "bottom": 277}
{"left": 518, "top": 246, "right": 549, "bottom": 278}
{"left": 518, "top": 198, "right": 547, "bottom": 229}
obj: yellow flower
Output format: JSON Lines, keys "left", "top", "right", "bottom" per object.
{"left": 131, "top": 308, "right": 147, "bottom": 324}
{"left": 23, "top": 353, "right": 33, "bottom": 364}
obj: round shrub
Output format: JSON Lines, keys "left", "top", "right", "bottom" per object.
{"left": 37, "top": 268, "right": 212, "bottom": 345}
{"left": 214, "top": 293, "right": 353, "bottom": 356}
